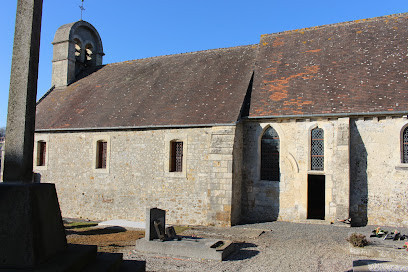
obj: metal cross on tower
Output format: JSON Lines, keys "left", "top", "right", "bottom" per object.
{"left": 79, "top": 0, "right": 85, "bottom": 20}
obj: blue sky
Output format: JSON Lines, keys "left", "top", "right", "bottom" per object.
{"left": 0, "top": 0, "right": 407, "bottom": 128}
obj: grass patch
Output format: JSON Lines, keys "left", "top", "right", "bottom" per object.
{"left": 64, "top": 221, "right": 99, "bottom": 229}
{"left": 173, "top": 225, "right": 190, "bottom": 234}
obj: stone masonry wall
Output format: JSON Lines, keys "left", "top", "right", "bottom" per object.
{"left": 350, "top": 117, "right": 408, "bottom": 227}
{"left": 242, "top": 118, "right": 350, "bottom": 224}
{"left": 206, "top": 125, "right": 240, "bottom": 226}
{"left": 34, "top": 126, "right": 238, "bottom": 226}
{"left": 243, "top": 116, "right": 408, "bottom": 227}
{"left": 231, "top": 122, "right": 243, "bottom": 225}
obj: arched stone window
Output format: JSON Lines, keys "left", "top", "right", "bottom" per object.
{"left": 402, "top": 126, "right": 408, "bottom": 163}
{"left": 261, "top": 127, "right": 280, "bottom": 181}
{"left": 311, "top": 127, "right": 324, "bottom": 170}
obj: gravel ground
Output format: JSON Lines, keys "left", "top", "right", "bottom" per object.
{"left": 124, "top": 221, "right": 408, "bottom": 272}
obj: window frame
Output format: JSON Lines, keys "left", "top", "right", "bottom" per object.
{"left": 310, "top": 127, "right": 324, "bottom": 171}
{"left": 164, "top": 134, "right": 187, "bottom": 178}
{"left": 170, "top": 140, "right": 183, "bottom": 172}
{"left": 401, "top": 125, "right": 408, "bottom": 164}
{"left": 37, "top": 141, "right": 47, "bottom": 167}
{"left": 33, "top": 135, "right": 49, "bottom": 170}
{"left": 93, "top": 136, "right": 110, "bottom": 173}
{"left": 96, "top": 140, "right": 108, "bottom": 169}
{"left": 260, "top": 126, "right": 280, "bottom": 181}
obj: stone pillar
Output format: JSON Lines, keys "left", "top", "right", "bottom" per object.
{"left": 3, "top": 0, "right": 43, "bottom": 183}
{"left": 332, "top": 117, "right": 351, "bottom": 220}
{"left": 0, "top": 0, "right": 68, "bottom": 269}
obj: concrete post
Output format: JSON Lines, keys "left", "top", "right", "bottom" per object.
{"left": 3, "top": 0, "right": 43, "bottom": 183}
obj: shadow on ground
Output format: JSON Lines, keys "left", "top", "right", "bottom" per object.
{"left": 226, "top": 242, "right": 259, "bottom": 261}
{"left": 179, "top": 235, "right": 204, "bottom": 240}
{"left": 66, "top": 226, "right": 127, "bottom": 236}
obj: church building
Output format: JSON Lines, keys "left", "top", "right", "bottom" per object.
{"left": 33, "top": 14, "right": 408, "bottom": 227}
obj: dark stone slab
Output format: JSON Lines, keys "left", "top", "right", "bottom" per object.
{"left": 0, "top": 183, "right": 67, "bottom": 268}
{"left": 145, "top": 208, "right": 165, "bottom": 241}
{"left": 3, "top": 0, "right": 43, "bottom": 182}
{"left": 0, "top": 244, "right": 97, "bottom": 272}
{"left": 120, "top": 260, "right": 146, "bottom": 272}
{"left": 83, "top": 252, "right": 122, "bottom": 272}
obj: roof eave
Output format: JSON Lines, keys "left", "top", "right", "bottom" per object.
{"left": 35, "top": 122, "right": 239, "bottom": 133}
{"left": 247, "top": 110, "right": 408, "bottom": 121}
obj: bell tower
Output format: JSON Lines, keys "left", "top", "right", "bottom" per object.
{"left": 51, "top": 21, "right": 104, "bottom": 87}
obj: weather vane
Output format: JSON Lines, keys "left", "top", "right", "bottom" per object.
{"left": 79, "top": 0, "right": 85, "bottom": 20}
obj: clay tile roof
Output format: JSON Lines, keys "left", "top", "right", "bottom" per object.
{"left": 249, "top": 13, "right": 408, "bottom": 118}
{"left": 36, "top": 45, "right": 256, "bottom": 130}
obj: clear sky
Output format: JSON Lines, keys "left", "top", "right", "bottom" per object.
{"left": 0, "top": 0, "right": 407, "bottom": 128}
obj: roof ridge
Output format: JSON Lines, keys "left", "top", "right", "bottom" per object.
{"left": 260, "top": 12, "right": 408, "bottom": 39}
{"left": 105, "top": 44, "right": 257, "bottom": 67}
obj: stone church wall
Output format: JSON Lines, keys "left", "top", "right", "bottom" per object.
{"left": 350, "top": 117, "right": 408, "bottom": 227}
{"left": 242, "top": 116, "right": 408, "bottom": 227}
{"left": 242, "top": 118, "right": 351, "bottom": 224}
{"left": 34, "top": 125, "right": 239, "bottom": 227}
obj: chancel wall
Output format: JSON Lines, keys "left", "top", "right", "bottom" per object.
{"left": 34, "top": 125, "right": 239, "bottom": 227}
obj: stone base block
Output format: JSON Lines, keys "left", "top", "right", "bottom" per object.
{"left": 0, "top": 183, "right": 67, "bottom": 268}
{"left": 120, "top": 260, "right": 146, "bottom": 272}
{"left": 0, "top": 244, "right": 96, "bottom": 272}
{"left": 135, "top": 238, "right": 235, "bottom": 261}
{"left": 353, "top": 260, "right": 408, "bottom": 272}
{"left": 350, "top": 244, "right": 408, "bottom": 261}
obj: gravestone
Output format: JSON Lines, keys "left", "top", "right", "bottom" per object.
{"left": 145, "top": 207, "right": 166, "bottom": 241}
{"left": 136, "top": 208, "right": 235, "bottom": 261}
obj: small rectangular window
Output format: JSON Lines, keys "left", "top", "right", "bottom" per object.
{"left": 37, "top": 141, "right": 46, "bottom": 166}
{"left": 170, "top": 141, "right": 183, "bottom": 172}
{"left": 96, "top": 141, "right": 107, "bottom": 169}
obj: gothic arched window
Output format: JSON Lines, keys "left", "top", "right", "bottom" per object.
{"left": 311, "top": 127, "right": 324, "bottom": 170}
{"left": 402, "top": 126, "right": 408, "bottom": 163}
{"left": 261, "top": 127, "right": 280, "bottom": 181}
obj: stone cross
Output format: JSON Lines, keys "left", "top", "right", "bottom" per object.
{"left": 3, "top": 0, "right": 43, "bottom": 183}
